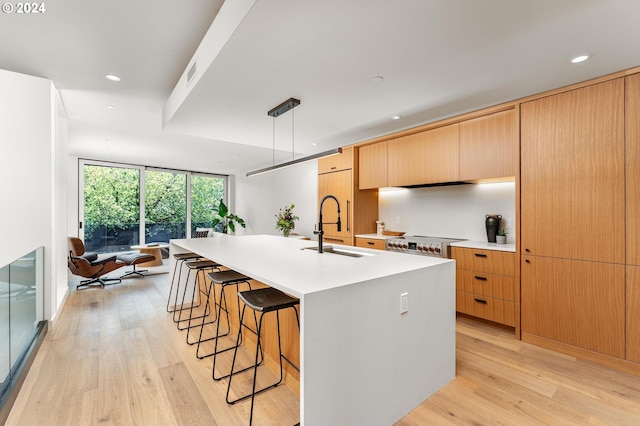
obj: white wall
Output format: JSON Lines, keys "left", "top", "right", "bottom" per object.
{"left": 0, "top": 69, "right": 68, "bottom": 321}
{"left": 378, "top": 182, "right": 516, "bottom": 243}
{"left": 234, "top": 161, "right": 318, "bottom": 238}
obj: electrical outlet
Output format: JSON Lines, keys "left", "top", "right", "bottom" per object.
{"left": 400, "top": 292, "right": 409, "bottom": 314}
{"left": 506, "top": 218, "right": 513, "bottom": 229}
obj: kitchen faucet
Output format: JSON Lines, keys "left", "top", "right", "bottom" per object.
{"left": 314, "top": 195, "right": 342, "bottom": 253}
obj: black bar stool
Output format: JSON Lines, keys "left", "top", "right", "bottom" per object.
{"left": 173, "top": 259, "right": 221, "bottom": 332}
{"left": 166, "top": 252, "right": 201, "bottom": 313}
{"left": 206, "top": 271, "right": 263, "bottom": 378}
{"left": 226, "top": 287, "right": 300, "bottom": 426}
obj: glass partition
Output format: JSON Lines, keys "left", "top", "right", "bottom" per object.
{"left": 0, "top": 247, "right": 43, "bottom": 402}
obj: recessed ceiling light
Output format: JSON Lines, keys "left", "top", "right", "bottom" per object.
{"left": 106, "top": 105, "right": 115, "bottom": 109}
{"left": 371, "top": 76, "right": 384, "bottom": 83}
{"left": 105, "top": 74, "right": 121, "bottom": 82}
{"left": 311, "top": 143, "right": 318, "bottom": 146}
{"left": 571, "top": 55, "right": 590, "bottom": 64}
{"left": 232, "top": 155, "right": 238, "bottom": 159}
{"left": 391, "top": 115, "right": 401, "bottom": 120}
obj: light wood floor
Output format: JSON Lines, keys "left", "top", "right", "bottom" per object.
{"left": 7, "top": 270, "right": 640, "bottom": 425}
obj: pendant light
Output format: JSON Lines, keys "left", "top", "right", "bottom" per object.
{"left": 246, "top": 98, "right": 342, "bottom": 177}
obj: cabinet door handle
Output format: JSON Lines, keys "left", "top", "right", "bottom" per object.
{"left": 367, "top": 241, "right": 375, "bottom": 245}
{"left": 330, "top": 166, "right": 337, "bottom": 170}
{"left": 474, "top": 253, "right": 487, "bottom": 258}
{"left": 474, "top": 276, "right": 488, "bottom": 281}
{"left": 525, "top": 248, "right": 530, "bottom": 253}
{"left": 346, "top": 200, "right": 351, "bottom": 232}
{"left": 525, "top": 259, "right": 531, "bottom": 264}
{"left": 474, "top": 298, "right": 488, "bottom": 304}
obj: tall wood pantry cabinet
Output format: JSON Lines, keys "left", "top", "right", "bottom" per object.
{"left": 520, "top": 78, "right": 626, "bottom": 358}
{"left": 626, "top": 72, "right": 640, "bottom": 363}
{"left": 317, "top": 147, "right": 378, "bottom": 245}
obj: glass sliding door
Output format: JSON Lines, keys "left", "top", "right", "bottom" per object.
{"left": 80, "top": 160, "right": 228, "bottom": 253}
{"left": 145, "top": 169, "right": 187, "bottom": 243}
{"left": 82, "top": 163, "right": 141, "bottom": 253}
{"left": 191, "top": 174, "right": 226, "bottom": 234}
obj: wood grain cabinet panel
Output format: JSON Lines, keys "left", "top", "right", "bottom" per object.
{"left": 456, "top": 291, "right": 515, "bottom": 327}
{"left": 318, "top": 146, "right": 378, "bottom": 246}
{"left": 355, "top": 237, "right": 386, "bottom": 250}
{"left": 318, "top": 146, "right": 354, "bottom": 174}
{"left": 626, "top": 73, "right": 640, "bottom": 266}
{"left": 452, "top": 247, "right": 515, "bottom": 276}
{"left": 521, "top": 256, "right": 625, "bottom": 358}
{"left": 520, "top": 78, "right": 625, "bottom": 263}
{"left": 459, "top": 109, "right": 518, "bottom": 181}
{"left": 358, "top": 142, "right": 388, "bottom": 189}
{"left": 627, "top": 265, "right": 640, "bottom": 363}
{"left": 387, "top": 124, "right": 459, "bottom": 186}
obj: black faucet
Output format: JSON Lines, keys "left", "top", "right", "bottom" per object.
{"left": 314, "top": 195, "right": 342, "bottom": 253}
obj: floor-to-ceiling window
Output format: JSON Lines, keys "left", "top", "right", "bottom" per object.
{"left": 79, "top": 160, "right": 227, "bottom": 253}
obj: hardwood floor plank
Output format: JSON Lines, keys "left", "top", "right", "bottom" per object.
{"left": 158, "top": 362, "right": 217, "bottom": 426}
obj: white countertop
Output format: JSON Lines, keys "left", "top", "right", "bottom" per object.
{"left": 450, "top": 240, "right": 516, "bottom": 252}
{"left": 170, "top": 234, "right": 451, "bottom": 298}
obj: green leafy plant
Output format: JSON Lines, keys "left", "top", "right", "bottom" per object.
{"left": 275, "top": 204, "right": 299, "bottom": 236}
{"left": 212, "top": 199, "right": 246, "bottom": 234}
{"left": 497, "top": 229, "right": 508, "bottom": 236}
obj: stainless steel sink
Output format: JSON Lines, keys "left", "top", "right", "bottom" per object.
{"left": 301, "top": 245, "right": 376, "bottom": 258}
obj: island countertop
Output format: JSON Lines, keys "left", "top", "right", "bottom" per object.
{"left": 170, "top": 234, "right": 452, "bottom": 298}
{"left": 169, "top": 234, "right": 455, "bottom": 426}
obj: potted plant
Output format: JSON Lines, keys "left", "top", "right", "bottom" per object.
{"left": 496, "top": 229, "right": 508, "bottom": 244}
{"left": 275, "top": 204, "right": 299, "bottom": 237}
{"left": 212, "top": 199, "right": 246, "bottom": 234}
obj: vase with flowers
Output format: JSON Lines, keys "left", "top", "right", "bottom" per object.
{"left": 276, "top": 204, "right": 299, "bottom": 237}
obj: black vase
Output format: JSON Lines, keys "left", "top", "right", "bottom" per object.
{"left": 485, "top": 214, "right": 502, "bottom": 243}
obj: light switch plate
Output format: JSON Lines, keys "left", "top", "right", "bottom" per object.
{"left": 400, "top": 292, "right": 409, "bottom": 314}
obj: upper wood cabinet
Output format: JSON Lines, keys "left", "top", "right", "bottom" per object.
{"left": 359, "top": 141, "right": 388, "bottom": 189}
{"left": 387, "top": 124, "right": 459, "bottom": 187}
{"left": 318, "top": 146, "right": 354, "bottom": 174}
{"left": 626, "top": 73, "right": 640, "bottom": 266}
{"left": 520, "top": 78, "right": 625, "bottom": 263}
{"left": 459, "top": 109, "right": 518, "bottom": 181}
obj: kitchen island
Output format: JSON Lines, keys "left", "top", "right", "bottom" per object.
{"left": 170, "top": 234, "right": 455, "bottom": 426}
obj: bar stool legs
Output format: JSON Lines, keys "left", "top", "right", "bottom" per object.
{"left": 225, "top": 287, "right": 300, "bottom": 426}
{"left": 166, "top": 252, "right": 201, "bottom": 313}
{"left": 174, "top": 260, "right": 221, "bottom": 333}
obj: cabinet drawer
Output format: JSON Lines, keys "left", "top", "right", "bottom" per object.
{"left": 456, "top": 269, "right": 514, "bottom": 301}
{"left": 355, "top": 237, "right": 386, "bottom": 250}
{"left": 456, "top": 291, "right": 515, "bottom": 326}
{"left": 318, "top": 146, "right": 353, "bottom": 174}
{"left": 323, "top": 235, "right": 352, "bottom": 246}
{"left": 452, "top": 247, "right": 515, "bottom": 275}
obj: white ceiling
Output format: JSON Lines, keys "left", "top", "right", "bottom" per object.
{"left": 2, "top": 0, "right": 640, "bottom": 175}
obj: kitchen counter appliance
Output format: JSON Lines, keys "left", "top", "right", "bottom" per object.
{"left": 385, "top": 235, "right": 465, "bottom": 258}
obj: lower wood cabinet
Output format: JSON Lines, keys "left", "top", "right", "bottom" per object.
{"left": 452, "top": 247, "right": 516, "bottom": 327}
{"left": 355, "top": 237, "right": 386, "bottom": 250}
{"left": 521, "top": 255, "right": 625, "bottom": 358}
{"left": 627, "top": 265, "right": 640, "bottom": 363}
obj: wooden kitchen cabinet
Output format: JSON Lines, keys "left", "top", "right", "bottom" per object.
{"left": 627, "top": 265, "right": 640, "bottom": 363}
{"left": 521, "top": 255, "right": 625, "bottom": 359}
{"left": 358, "top": 141, "right": 387, "bottom": 189}
{"left": 318, "top": 146, "right": 378, "bottom": 246}
{"left": 626, "top": 73, "right": 640, "bottom": 266}
{"left": 318, "top": 146, "right": 354, "bottom": 174}
{"left": 355, "top": 237, "right": 386, "bottom": 250}
{"left": 520, "top": 78, "right": 625, "bottom": 264}
{"left": 459, "top": 109, "right": 518, "bottom": 181}
{"left": 387, "top": 124, "right": 459, "bottom": 186}
{"left": 452, "top": 247, "right": 516, "bottom": 327}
